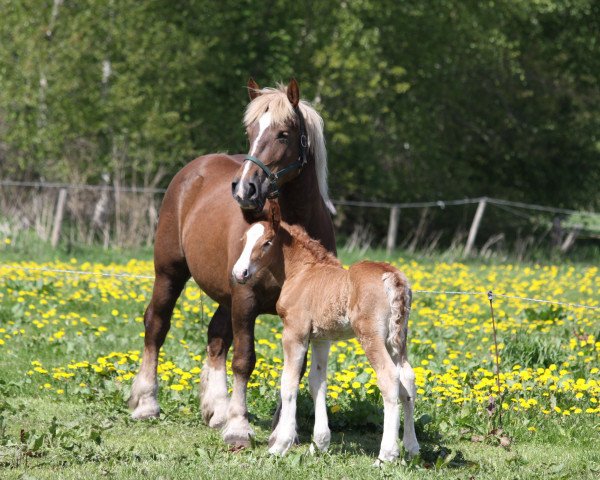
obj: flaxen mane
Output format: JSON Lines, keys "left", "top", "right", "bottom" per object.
{"left": 244, "top": 85, "right": 329, "bottom": 206}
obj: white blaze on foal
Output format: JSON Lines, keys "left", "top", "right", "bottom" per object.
{"left": 232, "top": 223, "right": 265, "bottom": 283}
{"left": 232, "top": 209, "right": 420, "bottom": 463}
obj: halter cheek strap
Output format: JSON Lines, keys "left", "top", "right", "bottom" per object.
{"left": 244, "top": 106, "right": 309, "bottom": 199}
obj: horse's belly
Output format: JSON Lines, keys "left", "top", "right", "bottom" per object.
{"left": 176, "top": 161, "right": 244, "bottom": 307}
{"left": 310, "top": 315, "right": 354, "bottom": 341}
{"left": 190, "top": 267, "right": 231, "bottom": 307}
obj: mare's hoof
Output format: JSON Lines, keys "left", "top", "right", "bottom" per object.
{"left": 131, "top": 404, "right": 160, "bottom": 420}
{"left": 223, "top": 431, "right": 252, "bottom": 448}
{"left": 201, "top": 404, "right": 229, "bottom": 429}
{"left": 222, "top": 416, "right": 255, "bottom": 447}
{"left": 208, "top": 412, "right": 227, "bottom": 429}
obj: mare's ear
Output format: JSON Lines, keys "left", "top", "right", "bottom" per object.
{"left": 248, "top": 78, "right": 261, "bottom": 101}
{"left": 286, "top": 78, "right": 300, "bottom": 108}
{"left": 269, "top": 200, "right": 281, "bottom": 233}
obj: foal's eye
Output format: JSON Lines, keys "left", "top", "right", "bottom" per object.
{"left": 263, "top": 240, "right": 272, "bottom": 248}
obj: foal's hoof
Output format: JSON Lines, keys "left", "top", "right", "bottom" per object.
{"left": 403, "top": 439, "right": 420, "bottom": 457}
{"left": 268, "top": 432, "right": 299, "bottom": 448}
{"left": 268, "top": 437, "right": 296, "bottom": 457}
{"left": 373, "top": 448, "right": 399, "bottom": 466}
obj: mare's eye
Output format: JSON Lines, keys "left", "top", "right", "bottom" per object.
{"left": 277, "top": 131, "right": 289, "bottom": 143}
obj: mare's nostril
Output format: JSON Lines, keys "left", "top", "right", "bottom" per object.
{"left": 231, "top": 181, "right": 239, "bottom": 195}
{"left": 247, "top": 182, "right": 257, "bottom": 198}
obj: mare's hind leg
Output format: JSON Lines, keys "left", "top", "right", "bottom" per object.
{"left": 396, "top": 358, "right": 419, "bottom": 456}
{"left": 200, "top": 305, "right": 233, "bottom": 428}
{"left": 308, "top": 340, "right": 331, "bottom": 451}
{"left": 129, "top": 269, "right": 189, "bottom": 419}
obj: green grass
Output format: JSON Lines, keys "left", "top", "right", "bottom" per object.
{"left": 0, "top": 240, "right": 599, "bottom": 479}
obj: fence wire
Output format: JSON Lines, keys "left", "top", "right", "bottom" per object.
{"left": 2, "top": 264, "right": 598, "bottom": 312}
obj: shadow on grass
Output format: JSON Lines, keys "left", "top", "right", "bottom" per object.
{"left": 251, "top": 393, "right": 478, "bottom": 471}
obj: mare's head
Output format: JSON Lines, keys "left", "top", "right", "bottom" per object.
{"left": 231, "top": 78, "right": 329, "bottom": 212}
{"left": 232, "top": 202, "right": 283, "bottom": 284}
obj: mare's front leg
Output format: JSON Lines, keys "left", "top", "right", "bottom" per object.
{"left": 221, "top": 290, "right": 258, "bottom": 446}
{"left": 308, "top": 340, "right": 331, "bottom": 451}
{"left": 200, "top": 305, "right": 233, "bottom": 428}
{"left": 269, "top": 325, "right": 309, "bottom": 456}
{"left": 129, "top": 269, "right": 189, "bottom": 419}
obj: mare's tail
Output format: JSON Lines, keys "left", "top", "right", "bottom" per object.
{"left": 382, "top": 271, "right": 412, "bottom": 361}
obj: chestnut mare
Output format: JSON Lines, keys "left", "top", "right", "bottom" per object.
{"left": 128, "top": 79, "right": 336, "bottom": 447}
{"left": 231, "top": 203, "right": 419, "bottom": 463}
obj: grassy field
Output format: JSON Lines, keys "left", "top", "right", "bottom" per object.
{"left": 0, "top": 241, "right": 598, "bottom": 479}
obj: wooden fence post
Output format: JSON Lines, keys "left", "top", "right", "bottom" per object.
{"left": 464, "top": 197, "right": 487, "bottom": 257}
{"left": 51, "top": 188, "right": 67, "bottom": 248}
{"left": 386, "top": 205, "right": 400, "bottom": 255}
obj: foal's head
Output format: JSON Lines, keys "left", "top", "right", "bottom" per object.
{"left": 231, "top": 78, "right": 311, "bottom": 212}
{"left": 232, "top": 202, "right": 283, "bottom": 285}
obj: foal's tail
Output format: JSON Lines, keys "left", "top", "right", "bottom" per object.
{"left": 382, "top": 271, "right": 412, "bottom": 361}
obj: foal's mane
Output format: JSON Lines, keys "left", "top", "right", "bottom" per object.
{"left": 284, "top": 223, "right": 341, "bottom": 268}
{"left": 244, "top": 85, "right": 329, "bottom": 205}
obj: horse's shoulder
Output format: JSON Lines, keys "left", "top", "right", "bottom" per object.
{"left": 187, "top": 153, "right": 243, "bottom": 170}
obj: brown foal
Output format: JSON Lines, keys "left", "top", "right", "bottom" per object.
{"left": 128, "top": 79, "right": 335, "bottom": 447}
{"left": 232, "top": 204, "right": 420, "bottom": 462}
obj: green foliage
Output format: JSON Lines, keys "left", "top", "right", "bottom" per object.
{"left": 0, "top": 0, "right": 599, "bottom": 242}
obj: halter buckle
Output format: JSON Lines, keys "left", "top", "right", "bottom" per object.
{"left": 300, "top": 134, "right": 308, "bottom": 149}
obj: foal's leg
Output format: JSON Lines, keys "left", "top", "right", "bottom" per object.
{"left": 221, "top": 295, "right": 258, "bottom": 446}
{"left": 271, "top": 351, "right": 308, "bottom": 431}
{"left": 269, "top": 328, "right": 309, "bottom": 456}
{"left": 359, "top": 333, "right": 401, "bottom": 463}
{"left": 200, "top": 305, "right": 233, "bottom": 428}
{"left": 396, "top": 358, "right": 419, "bottom": 456}
{"left": 129, "top": 270, "right": 189, "bottom": 419}
{"left": 309, "top": 340, "right": 331, "bottom": 451}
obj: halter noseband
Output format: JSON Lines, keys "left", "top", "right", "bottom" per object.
{"left": 243, "top": 106, "right": 309, "bottom": 199}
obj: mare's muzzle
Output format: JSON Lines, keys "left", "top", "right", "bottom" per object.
{"left": 231, "top": 170, "right": 267, "bottom": 212}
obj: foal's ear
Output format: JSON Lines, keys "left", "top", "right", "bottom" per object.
{"left": 269, "top": 201, "right": 281, "bottom": 233}
{"left": 286, "top": 78, "right": 300, "bottom": 108}
{"left": 248, "top": 78, "right": 261, "bottom": 101}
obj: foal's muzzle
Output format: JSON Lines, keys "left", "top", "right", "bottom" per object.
{"left": 232, "top": 268, "right": 250, "bottom": 284}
